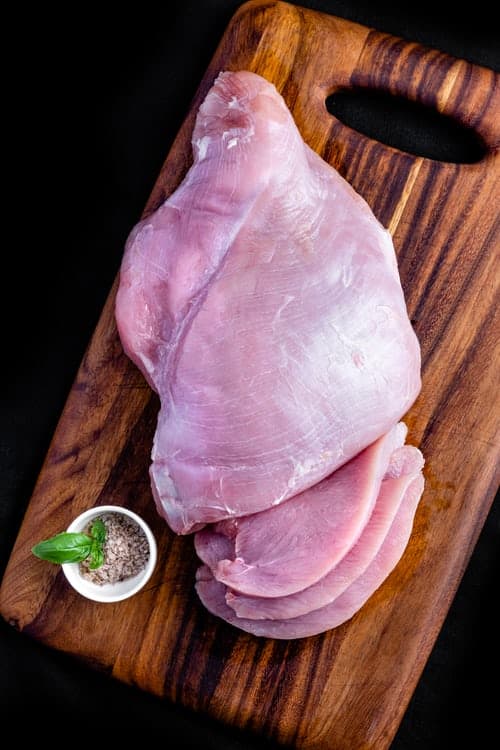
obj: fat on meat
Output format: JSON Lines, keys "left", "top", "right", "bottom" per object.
{"left": 195, "top": 423, "right": 408, "bottom": 598}
{"left": 115, "top": 70, "right": 421, "bottom": 535}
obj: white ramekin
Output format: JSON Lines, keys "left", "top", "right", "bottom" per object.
{"left": 62, "top": 505, "right": 157, "bottom": 603}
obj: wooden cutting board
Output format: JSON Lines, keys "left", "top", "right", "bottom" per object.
{"left": 1, "top": 2, "right": 498, "bottom": 748}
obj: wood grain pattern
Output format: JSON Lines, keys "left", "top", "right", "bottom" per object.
{"left": 1, "top": 2, "right": 499, "bottom": 748}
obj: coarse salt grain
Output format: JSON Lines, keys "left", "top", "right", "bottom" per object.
{"left": 80, "top": 512, "right": 149, "bottom": 585}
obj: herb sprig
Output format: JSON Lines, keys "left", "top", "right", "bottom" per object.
{"left": 32, "top": 518, "right": 107, "bottom": 569}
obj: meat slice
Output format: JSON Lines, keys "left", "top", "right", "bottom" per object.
{"left": 115, "top": 70, "right": 421, "bottom": 534}
{"left": 195, "top": 424, "right": 407, "bottom": 598}
{"left": 226, "top": 445, "right": 424, "bottom": 620}
{"left": 195, "top": 471, "right": 425, "bottom": 639}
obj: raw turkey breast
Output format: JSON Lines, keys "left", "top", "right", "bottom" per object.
{"left": 194, "top": 423, "right": 408, "bottom": 598}
{"left": 197, "top": 432, "right": 424, "bottom": 621}
{"left": 115, "top": 70, "right": 421, "bottom": 535}
{"left": 195, "top": 454, "right": 424, "bottom": 639}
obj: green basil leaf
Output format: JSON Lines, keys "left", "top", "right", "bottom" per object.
{"left": 90, "top": 518, "right": 106, "bottom": 545}
{"left": 32, "top": 533, "right": 92, "bottom": 564}
{"left": 88, "top": 540, "right": 105, "bottom": 570}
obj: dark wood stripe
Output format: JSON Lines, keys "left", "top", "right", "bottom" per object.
{"left": 407, "top": 163, "right": 460, "bottom": 321}
{"left": 420, "top": 229, "right": 499, "bottom": 452}
{"left": 422, "top": 217, "right": 497, "bottom": 365}
{"left": 419, "top": 176, "right": 496, "bottom": 369}
{"left": 428, "top": 334, "right": 497, "bottom": 454}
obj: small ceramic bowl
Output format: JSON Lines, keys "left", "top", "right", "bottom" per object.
{"left": 62, "top": 505, "right": 157, "bottom": 603}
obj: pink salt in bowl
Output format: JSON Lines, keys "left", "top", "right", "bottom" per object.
{"left": 62, "top": 505, "right": 157, "bottom": 603}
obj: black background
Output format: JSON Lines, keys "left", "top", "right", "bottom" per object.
{"left": 2, "top": 1, "right": 498, "bottom": 747}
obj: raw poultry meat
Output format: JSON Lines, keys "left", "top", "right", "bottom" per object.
{"left": 194, "top": 423, "right": 408, "bottom": 598}
{"left": 195, "top": 467, "right": 424, "bottom": 639}
{"left": 115, "top": 70, "right": 421, "bottom": 536}
{"left": 223, "top": 445, "right": 424, "bottom": 620}
{"left": 116, "top": 69, "right": 424, "bottom": 638}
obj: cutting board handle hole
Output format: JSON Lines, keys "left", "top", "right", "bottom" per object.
{"left": 326, "top": 88, "right": 486, "bottom": 163}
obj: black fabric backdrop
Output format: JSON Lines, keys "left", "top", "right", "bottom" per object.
{"left": 2, "top": 2, "right": 498, "bottom": 747}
